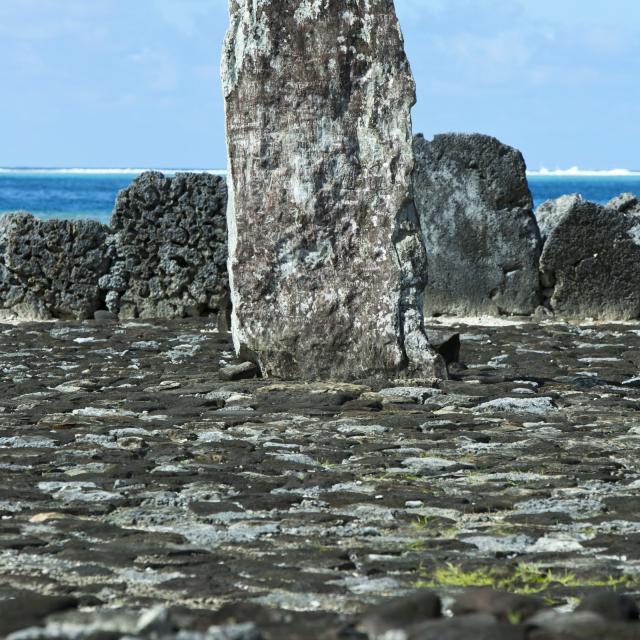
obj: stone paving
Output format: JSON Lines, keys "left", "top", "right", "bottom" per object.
{"left": 1, "top": 317, "right": 640, "bottom": 638}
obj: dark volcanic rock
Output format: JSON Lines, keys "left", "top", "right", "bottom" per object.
{"left": 527, "top": 610, "right": 640, "bottom": 640}
{"left": 536, "top": 194, "right": 582, "bottom": 245}
{"left": 413, "top": 133, "right": 542, "bottom": 317}
{"left": 357, "top": 590, "right": 442, "bottom": 637}
{"left": 426, "top": 329, "right": 461, "bottom": 365}
{"left": 220, "top": 361, "right": 259, "bottom": 381}
{"left": 0, "top": 591, "right": 77, "bottom": 635}
{"left": 577, "top": 592, "right": 639, "bottom": 622}
{"left": 406, "top": 613, "right": 528, "bottom": 640}
{"left": 222, "top": 0, "right": 445, "bottom": 381}
{"left": 101, "top": 172, "right": 228, "bottom": 320}
{"left": 538, "top": 194, "right": 640, "bottom": 319}
{"left": 452, "top": 588, "right": 544, "bottom": 622}
{"left": 0, "top": 212, "right": 110, "bottom": 320}
{"left": 94, "top": 309, "right": 118, "bottom": 322}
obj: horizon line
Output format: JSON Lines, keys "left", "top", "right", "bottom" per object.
{"left": 527, "top": 166, "right": 640, "bottom": 177}
{"left": 0, "top": 167, "right": 228, "bottom": 175}
{"left": 1, "top": 167, "right": 639, "bottom": 178}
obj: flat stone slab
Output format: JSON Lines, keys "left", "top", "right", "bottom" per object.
{"left": 1, "top": 317, "right": 640, "bottom": 637}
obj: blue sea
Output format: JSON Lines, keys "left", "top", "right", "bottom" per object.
{"left": 0, "top": 169, "right": 227, "bottom": 224}
{"left": 0, "top": 169, "right": 639, "bottom": 224}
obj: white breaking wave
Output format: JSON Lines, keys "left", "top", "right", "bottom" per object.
{"left": 527, "top": 166, "right": 640, "bottom": 177}
{"left": 0, "top": 167, "right": 227, "bottom": 176}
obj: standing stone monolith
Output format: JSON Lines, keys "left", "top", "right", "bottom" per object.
{"left": 413, "top": 133, "right": 542, "bottom": 317}
{"left": 222, "top": 0, "right": 446, "bottom": 380}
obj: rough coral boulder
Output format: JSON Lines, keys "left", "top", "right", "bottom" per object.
{"left": 0, "top": 212, "right": 110, "bottom": 320}
{"left": 413, "top": 133, "right": 542, "bottom": 317}
{"left": 102, "top": 172, "right": 228, "bottom": 320}
{"left": 536, "top": 194, "right": 583, "bottom": 245}
{"left": 607, "top": 192, "right": 640, "bottom": 214}
{"left": 538, "top": 194, "right": 640, "bottom": 319}
{"left": 222, "top": 0, "right": 445, "bottom": 380}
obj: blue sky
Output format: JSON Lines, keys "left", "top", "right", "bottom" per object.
{"left": 1, "top": 0, "right": 638, "bottom": 170}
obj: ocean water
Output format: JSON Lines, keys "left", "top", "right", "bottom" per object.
{"left": 0, "top": 169, "right": 226, "bottom": 224}
{"left": 528, "top": 174, "right": 640, "bottom": 210}
{"left": 0, "top": 169, "right": 638, "bottom": 224}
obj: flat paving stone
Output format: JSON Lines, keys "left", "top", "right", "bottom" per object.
{"left": 1, "top": 317, "right": 640, "bottom": 638}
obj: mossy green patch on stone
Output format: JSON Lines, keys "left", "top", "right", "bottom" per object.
{"left": 415, "top": 562, "right": 639, "bottom": 596}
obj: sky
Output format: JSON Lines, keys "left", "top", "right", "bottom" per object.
{"left": 0, "top": 0, "right": 638, "bottom": 170}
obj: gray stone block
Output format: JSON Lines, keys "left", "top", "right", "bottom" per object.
{"left": 413, "top": 133, "right": 542, "bottom": 317}
{"left": 539, "top": 194, "right": 640, "bottom": 320}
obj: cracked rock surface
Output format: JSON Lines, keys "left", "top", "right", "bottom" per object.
{"left": 538, "top": 194, "right": 640, "bottom": 320}
{"left": 413, "top": 133, "right": 542, "bottom": 317}
{"left": 1, "top": 317, "right": 640, "bottom": 637}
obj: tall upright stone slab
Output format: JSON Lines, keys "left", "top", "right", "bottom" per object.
{"left": 222, "top": 0, "right": 445, "bottom": 380}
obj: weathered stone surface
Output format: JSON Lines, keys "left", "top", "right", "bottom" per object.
{"left": 413, "top": 133, "right": 542, "bottom": 317}
{"left": 0, "top": 212, "right": 110, "bottom": 320}
{"left": 0, "top": 592, "right": 77, "bottom": 636}
{"left": 101, "top": 172, "right": 228, "bottom": 320}
{"left": 536, "top": 194, "right": 583, "bottom": 245}
{"left": 220, "top": 361, "right": 259, "bottom": 381}
{"left": 426, "top": 329, "right": 461, "bottom": 365}
{"left": 538, "top": 194, "right": 640, "bottom": 319}
{"left": 607, "top": 192, "right": 640, "bottom": 213}
{"left": 528, "top": 610, "right": 640, "bottom": 640}
{"left": 406, "top": 614, "right": 529, "bottom": 640}
{"left": 222, "top": 0, "right": 444, "bottom": 380}
{"left": 94, "top": 309, "right": 118, "bottom": 322}
{"left": 451, "top": 588, "right": 544, "bottom": 622}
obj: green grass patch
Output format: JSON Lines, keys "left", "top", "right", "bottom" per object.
{"left": 415, "top": 562, "right": 639, "bottom": 595}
